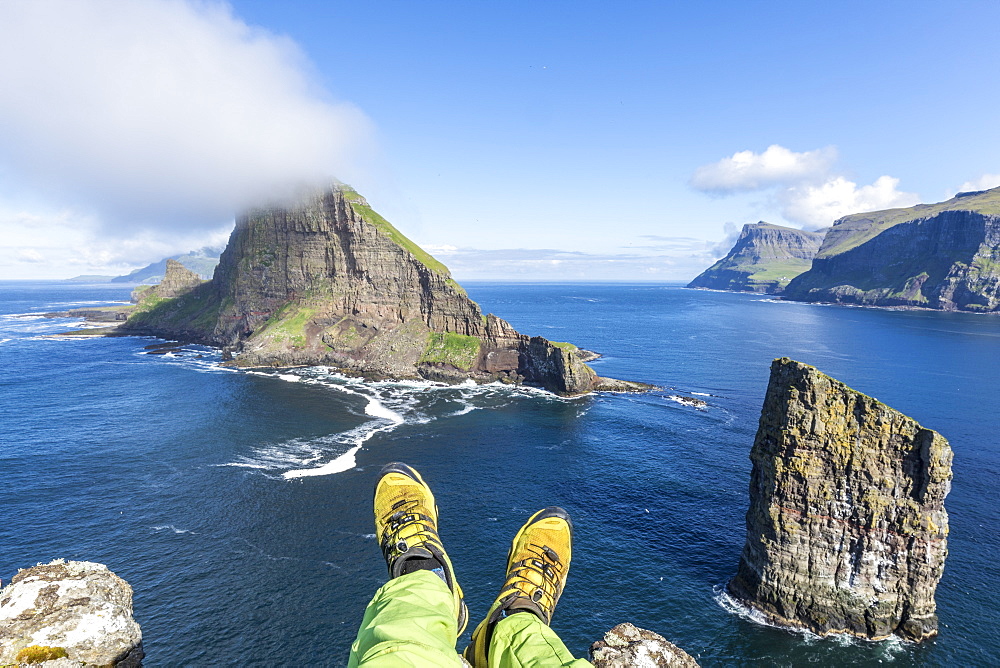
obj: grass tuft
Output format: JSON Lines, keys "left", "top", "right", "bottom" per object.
{"left": 420, "top": 332, "right": 481, "bottom": 370}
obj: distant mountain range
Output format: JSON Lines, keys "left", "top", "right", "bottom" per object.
{"left": 67, "top": 247, "right": 223, "bottom": 284}
{"left": 690, "top": 187, "right": 1000, "bottom": 312}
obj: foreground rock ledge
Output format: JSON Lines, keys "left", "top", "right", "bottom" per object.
{"left": 0, "top": 559, "right": 691, "bottom": 667}
{"left": 728, "top": 358, "right": 952, "bottom": 642}
{"left": 590, "top": 623, "right": 700, "bottom": 667}
{"left": 0, "top": 560, "right": 143, "bottom": 666}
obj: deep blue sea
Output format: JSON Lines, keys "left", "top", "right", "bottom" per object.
{"left": 1, "top": 281, "right": 998, "bottom": 667}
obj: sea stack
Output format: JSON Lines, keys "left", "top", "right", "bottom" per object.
{"left": 121, "top": 183, "right": 645, "bottom": 395}
{"left": 728, "top": 358, "right": 952, "bottom": 642}
{"left": 130, "top": 258, "right": 203, "bottom": 303}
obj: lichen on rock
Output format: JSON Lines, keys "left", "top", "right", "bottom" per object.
{"left": 728, "top": 358, "right": 952, "bottom": 642}
{"left": 0, "top": 560, "right": 143, "bottom": 666}
{"left": 590, "top": 623, "right": 700, "bottom": 667}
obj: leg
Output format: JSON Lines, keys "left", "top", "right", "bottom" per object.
{"left": 348, "top": 462, "right": 468, "bottom": 667}
{"left": 487, "top": 613, "right": 591, "bottom": 667}
{"left": 348, "top": 569, "right": 463, "bottom": 666}
{"left": 464, "top": 507, "right": 592, "bottom": 667}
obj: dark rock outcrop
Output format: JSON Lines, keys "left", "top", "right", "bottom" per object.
{"left": 728, "top": 358, "right": 952, "bottom": 642}
{"left": 0, "top": 560, "right": 143, "bottom": 666}
{"left": 590, "top": 623, "right": 700, "bottom": 667}
{"left": 44, "top": 307, "right": 131, "bottom": 323}
{"left": 783, "top": 188, "right": 1000, "bottom": 311}
{"left": 130, "top": 259, "right": 203, "bottom": 303}
{"left": 112, "top": 247, "right": 222, "bottom": 284}
{"left": 121, "top": 184, "right": 644, "bottom": 395}
{"left": 688, "top": 223, "right": 825, "bottom": 294}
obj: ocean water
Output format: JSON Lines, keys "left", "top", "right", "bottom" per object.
{"left": 0, "top": 280, "right": 997, "bottom": 667}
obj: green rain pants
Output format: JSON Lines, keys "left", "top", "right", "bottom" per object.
{"left": 348, "top": 570, "right": 592, "bottom": 667}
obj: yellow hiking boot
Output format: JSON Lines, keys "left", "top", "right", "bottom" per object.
{"left": 463, "top": 507, "right": 573, "bottom": 666}
{"left": 373, "top": 462, "right": 468, "bottom": 635}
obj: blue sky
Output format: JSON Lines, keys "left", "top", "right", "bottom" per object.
{"left": 1, "top": 1, "right": 998, "bottom": 280}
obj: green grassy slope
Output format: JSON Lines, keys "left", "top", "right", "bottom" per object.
{"left": 819, "top": 187, "right": 1000, "bottom": 258}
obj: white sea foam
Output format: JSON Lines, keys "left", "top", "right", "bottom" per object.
{"left": 283, "top": 446, "right": 362, "bottom": 478}
{"left": 152, "top": 525, "right": 195, "bottom": 535}
{"left": 450, "top": 403, "right": 477, "bottom": 417}
{"left": 27, "top": 334, "right": 104, "bottom": 341}
{"left": 282, "top": 416, "right": 403, "bottom": 479}
{"left": 364, "top": 397, "right": 405, "bottom": 423}
{"left": 3, "top": 312, "right": 47, "bottom": 320}
{"left": 217, "top": 365, "right": 576, "bottom": 480}
{"left": 691, "top": 392, "right": 711, "bottom": 396}
{"left": 714, "top": 584, "right": 909, "bottom": 653}
{"left": 666, "top": 394, "right": 707, "bottom": 409}
{"left": 47, "top": 300, "right": 113, "bottom": 307}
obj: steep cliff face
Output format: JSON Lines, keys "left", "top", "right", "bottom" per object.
{"left": 122, "top": 184, "right": 641, "bottom": 395}
{"left": 688, "top": 223, "right": 825, "bottom": 294}
{"left": 728, "top": 358, "right": 952, "bottom": 642}
{"left": 783, "top": 188, "right": 1000, "bottom": 310}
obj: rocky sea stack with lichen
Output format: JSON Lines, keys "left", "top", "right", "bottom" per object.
{"left": 121, "top": 183, "right": 644, "bottom": 395}
{"left": 728, "top": 358, "right": 952, "bottom": 642}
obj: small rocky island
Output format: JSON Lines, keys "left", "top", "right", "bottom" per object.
{"left": 728, "top": 358, "right": 952, "bottom": 642}
{"left": 117, "top": 184, "right": 646, "bottom": 396}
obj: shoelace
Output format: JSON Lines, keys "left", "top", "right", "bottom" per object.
{"left": 506, "top": 542, "right": 566, "bottom": 612}
{"left": 379, "top": 498, "right": 440, "bottom": 562}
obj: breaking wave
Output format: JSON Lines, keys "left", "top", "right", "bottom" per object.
{"left": 151, "top": 525, "right": 196, "bottom": 535}
{"left": 713, "top": 584, "right": 909, "bottom": 656}
{"left": 215, "top": 367, "right": 574, "bottom": 480}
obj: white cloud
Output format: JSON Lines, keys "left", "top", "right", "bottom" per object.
{"left": 781, "top": 176, "right": 920, "bottom": 229}
{"left": 16, "top": 249, "right": 46, "bottom": 263}
{"left": 0, "top": 204, "right": 233, "bottom": 279}
{"left": 692, "top": 145, "right": 920, "bottom": 229}
{"left": 956, "top": 174, "right": 1000, "bottom": 193}
{"left": 711, "top": 222, "right": 742, "bottom": 257}
{"left": 690, "top": 145, "right": 836, "bottom": 192}
{"left": 0, "top": 0, "right": 373, "bottom": 238}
